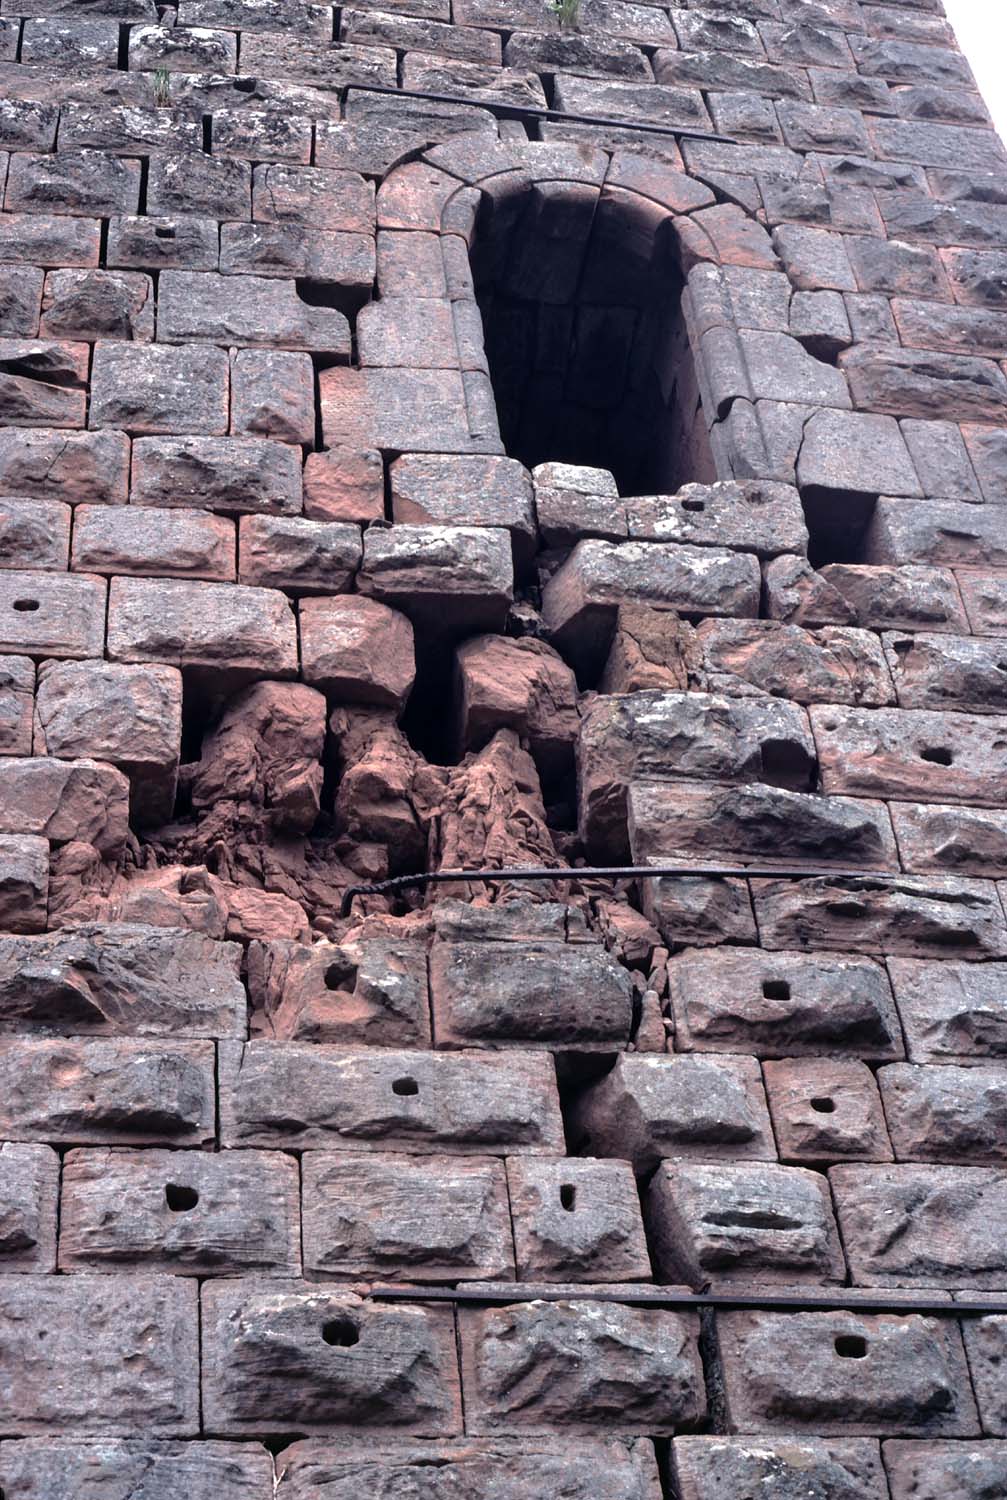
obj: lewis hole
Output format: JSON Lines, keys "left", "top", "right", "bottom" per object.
{"left": 810, "top": 1097, "right": 836, "bottom": 1114}
{"left": 559, "top": 1183, "right": 577, "bottom": 1212}
{"left": 835, "top": 1335, "right": 868, "bottom": 1359}
{"left": 392, "top": 1076, "right": 418, "bottom": 1096}
{"left": 322, "top": 1318, "right": 359, "bottom": 1347}
{"left": 762, "top": 980, "right": 791, "bottom": 1002}
{"left": 165, "top": 1184, "right": 199, "bottom": 1212}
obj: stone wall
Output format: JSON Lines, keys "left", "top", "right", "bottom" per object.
{"left": 0, "top": 0, "right": 1006, "bottom": 1493}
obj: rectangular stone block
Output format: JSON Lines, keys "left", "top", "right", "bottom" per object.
{"left": 202, "top": 1282, "right": 461, "bottom": 1436}
{"left": 220, "top": 223, "right": 374, "bottom": 289}
{"left": 695, "top": 619, "right": 894, "bottom": 706}
{"left": 390, "top": 453, "right": 536, "bottom": 567}
{"left": 158, "top": 270, "right": 350, "bottom": 354}
{"left": 811, "top": 705, "right": 1007, "bottom": 805}
{"left": 890, "top": 801, "right": 1007, "bottom": 878}
{"left": 0, "top": 655, "right": 33, "bottom": 755}
{"left": 0, "top": 922, "right": 246, "bottom": 1038}
{"left": 718, "top": 1308, "right": 979, "bottom": 1436}
{"left": 879, "top": 1063, "right": 1007, "bottom": 1164}
{"left": 866, "top": 497, "right": 1007, "bottom": 568}
{"left": 568, "top": 1052, "right": 775, "bottom": 1172}
{"left": 0, "top": 1141, "right": 57, "bottom": 1271}
{"left": 272, "top": 1438, "right": 663, "bottom": 1500}
{"left": 673, "top": 1437, "right": 887, "bottom": 1500}
{"left": 40, "top": 268, "right": 153, "bottom": 343}
{"left": 249, "top": 935, "right": 429, "bottom": 1048}
{"left": 0, "top": 570, "right": 105, "bottom": 659}
{"left": 0, "top": 427, "right": 128, "bottom": 505}
{"left": 506, "top": 1156, "right": 651, "bottom": 1283}
{"left": 429, "top": 939, "right": 633, "bottom": 1050}
{"left": 459, "top": 1300, "right": 705, "bottom": 1435}
{"left": 108, "top": 214, "right": 220, "bottom": 271}
{"left": 764, "top": 1058, "right": 894, "bottom": 1164}
{"left": 131, "top": 435, "right": 302, "bottom": 517}
{"left": 301, "top": 1151, "right": 513, "bottom": 1281}
{"left": 90, "top": 343, "right": 230, "bottom": 436}
{"left": 751, "top": 873, "right": 1007, "bottom": 959}
{"left": 883, "top": 1440, "right": 1007, "bottom": 1500}
{"left": 0, "top": 337, "right": 87, "bottom": 428}
{"left": 577, "top": 689, "right": 816, "bottom": 860}
{"left": 0, "top": 1275, "right": 198, "bottom": 1435}
{"left": 627, "top": 480, "right": 808, "bottom": 558}
{"left": 667, "top": 947, "right": 902, "bottom": 1060}
{"left": 238, "top": 516, "right": 361, "bottom": 594}
{"left": 0, "top": 1038, "right": 215, "bottom": 1145}
{"left": 832, "top": 1164, "right": 1007, "bottom": 1289}
{"left": 107, "top": 577, "right": 297, "bottom": 679}
{"left": 963, "top": 1317, "right": 1007, "bottom": 1435}
{"left": 0, "top": 496, "right": 70, "bottom": 569}
{"left": 889, "top": 958, "right": 1007, "bottom": 1064}
{"left": 0, "top": 1440, "right": 274, "bottom": 1500}
{"left": 646, "top": 1160, "right": 845, "bottom": 1287}
{"left": 252, "top": 162, "right": 375, "bottom": 230}
{"left": 0, "top": 211, "right": 100, "bottom": 267}
{"left": 642, "top": 873, "right": 758, "bottom": 949}
{"left": 0, "top": 833, "right": 47, "bottom": 933}
{"left": 628, "top": 782, "right": 898, "bottom": 872}
{"left": 231, "top": 347, "right": 314, "bottom": 446}
{"left": 543, "top": 539, "right": 761, "bottom": 675}
{"left": 72, "top": 504, "right": 235, "bottom": 584}
{"left": 884, "top": 631, "right": 1007, "bottom": 715}
{"left": 5, "top": 150, "right": 141, "bottom": 216}
{"left": 958, "top": 569, "right": 1007, "bottom": 634}
{"left": 59, "top": 1147, "right": 301, "bottom": 1277}
{"left": 220, "top": 1042, "right": 564, "bottom": 1154}
{"left": 359, "top": 524, "right": 513, "bottom": 632}
{"left": 0, "top": 758, "right": 128, "bottom": 854}
{"left": 816, "top": 563, "right": 968, "bottom": 633}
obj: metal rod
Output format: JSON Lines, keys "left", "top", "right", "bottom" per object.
{"left": 368, "top": 1285, "right": 1004, "bottom": 1317}
{"left": 340, "top": 863, "right": 897, "bottom": 917}
{"left": 347, "top": 83, "right": 737, "bottom": 146}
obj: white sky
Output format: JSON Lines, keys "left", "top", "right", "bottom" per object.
{"left": 942, "top": 0, "right": 1007, "bottom": 146}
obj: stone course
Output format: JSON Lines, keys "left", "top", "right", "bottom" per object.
{"left": 0, "top": 0, "right": 1005, "bottom": 1483}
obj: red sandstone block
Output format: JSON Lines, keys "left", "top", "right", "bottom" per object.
{"left": 390, "top": 453, "right": 536, "bottom": 567}
{"left": 211, "top": 108, "right": 313, "bottom": 164}
{"left": 57, "top": 103, "right": 203, "bottom": 156}
{"left": 506, "top": 1157, "right": 651, "bottom": 1283}
{"left": 0, "top": 1142, "right": 57, "bottom": 1272}
{"left": 879, "top": 1062, "right": 1007, "bottom": 1163}
{"left": 90, "top": 343, "right": 230, "bottom": 436}
{"left": 0, "top": 1275, "right": 198, "bottom": 1435}
{"left": 764, "top": 1058, "right": 894, "bottom": 1164}
{"left": 147, "top": 151, "right": 251, "bottom": 220}
{"left": 231, "top": 348, "right": 314, "bottom": 446}
{"left": 158, "top": 270, "right": 350, "bottom": 354}
{"left": 301, "top": 1151, "right": 513, "bottom": 1281}
{"left": 249, "top": 933, "right": 430, "bottom": 1047}
{"left": 131, "top": 435, "right": 302, "bottom": 516}
{"left": 201, "top": 1282, "right": 461, "bottom": 1436}
{"left": 303, "top": 448, "right": 384, "bottom": 524}
{"left": 0, "top": 213, "right": 99, "bottom": 267}
{"left": 59, "top": 1147, "right": 301, "bottom": 1277}
{"left": 107, "top": 214, "right": 220, "bottom": 271}
{"left": 239, "top": 33, "right": 398, "bottom": 88}
{"left": 0, "top": 1038, "right": 215, "bottom": 1145}
{"left": 4, "top": 150, "right": 141, "bottom": 216}
{"left": 40, "top": 268, "right": 153, "bottom": 343}
{"left": 0, "top": 497, "right": 70, "bottom": 570}
{"left": 718, "top": 1308, "right": 979, "bottom": 1436}
{"left": 320, "top": 364, "right": 490, "bottom": 453}
{"left": 238, "top": 515, "right": 361, "bottom": 594}
{"left": 0, "top": 757, "right": 128, "bottom": 853}
{"left": 299, "top": 595, "right": 415, "bottom": 710}
{"left": 0, "top": 834, "right": 48, "bottom": 933}
{"left": 455, "top": 634, "right": 578, "bottom": 774}
{"left": 0, "top": 571, "right": 106, "bottom": 659}
{"left": 0, "top": 338, "right": 88, "bottom": 429}
{"left": 884, "top": 1440, "right": 1007, "bottom": 1500}
{"left": 20, "top": 17, "right": 119, "bottom": 67}
{"left": 252, "top": 163, "right": 375, "bottom": 231}
{"left": 129, "top": 23, "right": 237, "bottom": 71}
{"left": 459, "top": 1300, "right": 705, "bottom": 1435}
{"left": 0, "top": 264, "right": 43, "bottom": 336}
{"left": 0, "top": 656, "right": 33, "bottom": 756}
{"left": 0, "top": 1439, "right": 274, "bottom": 1498}
{"left": 811, "top": 705, "right": 1007, "bottom": 806}
{"left": 107, "top": 577, "right": 298, "bottom": 679}
{"left": 72, "top": 505, "right": 236, "bottom": 582}
{"left": 0, "top": 98, "right": 57, "bottom": 151}
{"left": 358, "top": 524, "right": 513, "bottom": 632}
{"left": 673, "top": 1437, "right": 888, "bottom": 1499}
{"left": 219, "top": 222, "right": 375, "bottom": 288}
{"left": 0, "top": 428, "right": 128, "bottom": 505}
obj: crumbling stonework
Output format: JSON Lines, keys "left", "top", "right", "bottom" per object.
{"left": 0, "top": 0, "right": 1005, "bottom": 1489}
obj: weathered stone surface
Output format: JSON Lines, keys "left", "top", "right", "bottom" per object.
{"left": 107, "top": 578, "right": 297, "bottom": 679}
{"left": 628, "top": 782, "right": 898, "bottom": 872}
{"left": 0, "top": 496, "right": 70, "bottom": 570}
{"left": 764, "top": 1058, "right": 893, "bottom": 1164}
{"left": 58, "top": 1147, "right": 300, "bottom": 1277}
{"left": 817, "top": 564, "right": 968, "bottom": 633}
{"left": 641, "top": 872, "right": 758, "bottom": 949}
{"left": 238, "top": 515, "right": 360, "bottom": 594}
{"left": 159, "top": 271, "right": 350, "bottom": 355}
{"left": 72, "top": 504, "right": 235, "bottom": 584}
{"left": 695, "top": 619, "right": 894, "bottom": 706}
{"left": 0, "top": 1275, "right": 198, "bottom": 1434}
{"left": 883, "top": 1440, "right": 1007, "bottom": 1500}
{"left": 40, "top": 268, "right": 153, "bottom": 342}
{"left": 202, "top": 1282, "right": 461, "bottom": 1436}
{"left": 430, "top": 938, "right": 633, "bottom": 1049}
{"left": 459, "top": 1300, "right": 704, "bottom": 1435}
{"left": 718, "top": 1309, "right": 978, "bottom": 1436}
{"left": 506, "top": 1157, "right": 651, "bottom": 1283}
{"left": 231, "top": 348, "right": 315, "bottom": 446}
{"left": 0, "top": 427, "right": 128, "bottom": 505}
{"left": 672, "top": 1437, "right": 888, "bottom": 1500}
{"left": 963, "top": 1318, "right": 1007, "bottom": 1435}
{"left": 959, "top": 570, "right": 1007, "bottom": 634}
{"left": 884, "top": 631, "right": 1007, "bottom": 714}
{"left": 455, "top": 634, "right": 578, "bottom": 773}
{"left": 220, "top": 1042, "right": 564, "bottom": 1154}
{"left": 890, "top": 958, "right": 1007, "bottom": 1064}
{"left": 647, "top": 1160, "right": 844, "bottom": 1287}
{"left": 890, "top": 801, "right": 1007, "bottom": 878}
{"left": 879, "top": 1063, "right": 1007, "bottom": 1164}
{"left": 131, "top": 435, "right": 302, "bottom": 517}
{"left": 0, "top": 833, "right": 48, "bottom": 933}
{"left": 303, "top": 447, "right": 384, "bottom": 525}
{"left": 577, "top": 689, "right": 815, "bottom": 860}
{"left": 299, "top": 596, "right": 415, "bottom": 710}
{"left": 832, "top": 1165, "right": 1007, "bottom": 1289}
{"left": 0, "top": 570, "right": 106, "bottom": 660}
{"left": 543, "top": 540, "right": 761, "bottom": 675}
{"left": 301, "top": 1151, "right": 513, "bottom": 1280}
{"left": 358, "top": 525, "right": 513, "bottom": 632}
{"left": 754, "top": 873, "right": 1007, "bottom": 958}
{"left": 626, "top": 481, "right": 808, "bottom": 557}
{"left": 0, "top": 1441, "right": 274, "bottom": 1500}
{"left": 0, "top": 758, "right": 128, "bottom": 854}
{"left": 249, "top": 936, "right": 429, "bottom": 1047}
{"left": 273, "top": 1437, "right": 663, "bottom": 1500}
{"left": 0, "top": 1039, "right": 215, "bottom": 1145}
{"left": 569, "top": 1053, "right": 775, "bottom": 1172}
{"left": 811, "top": 705, "right": 1007, "bottom": 805}
{"left": 667, "top": 948, "right": 902, "bottom": 1060}
{"left": 35, "top": 661, "right": 182, "bottom": 824}
{"left": 0, "top": 1142, "right": 57, "bottom": 1271}
{"left": 390, "top": 453, "right": 536, "bottom": 564}
{"left": 841, "top": 345, "right": 1007, "bottom": 421}
{"left": 0, "top": 655, "right": 32, "bottom": 756}
{"left": 797, "top": 408, "right": 923, "bottom": 496}
{"left": 90, "top": 343, "right": 230, "bottom": 436}
{"left": 867, "top": 498, "right": 1007, "bottom": 568}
